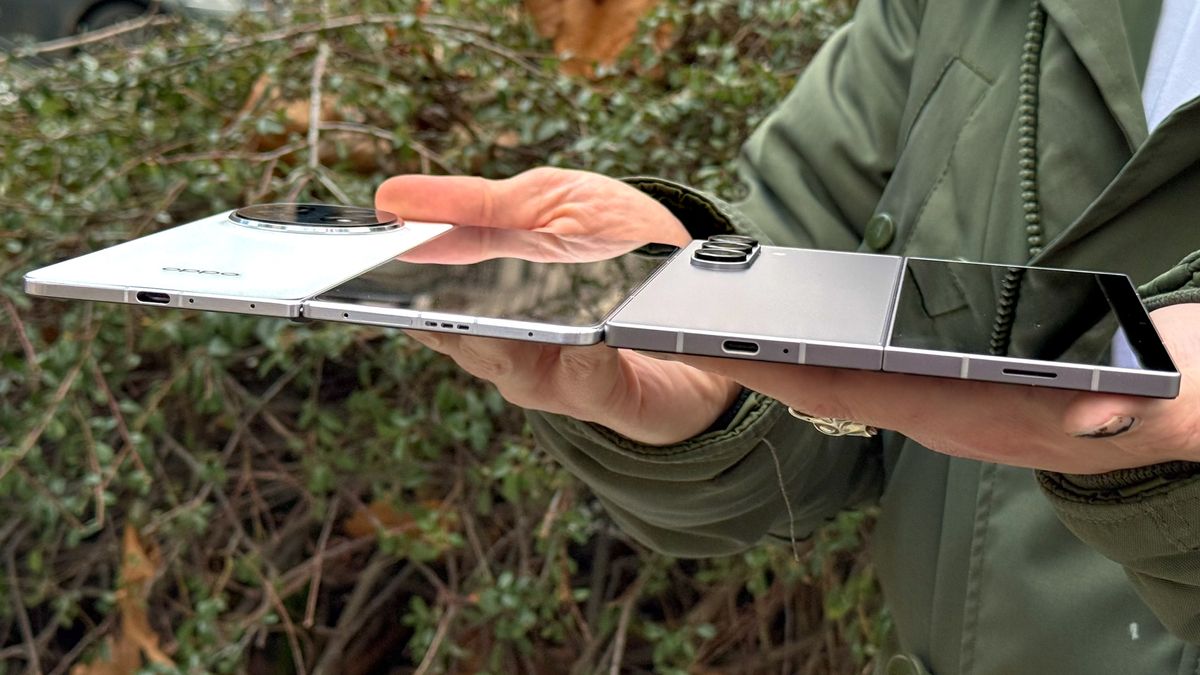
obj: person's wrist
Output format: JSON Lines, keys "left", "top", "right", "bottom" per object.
{"left": 593, "top": 362, "right": 742, "bottom": 446}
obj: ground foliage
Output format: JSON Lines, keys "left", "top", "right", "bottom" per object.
{"left": 0, "top": 1, "right": 887, "bottom": 672}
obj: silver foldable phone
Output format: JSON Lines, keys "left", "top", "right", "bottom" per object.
{"left": 24, "top": 204, "right": 1179, "bottom": 397}
{"left": 603, "top": 239, "right": 1179, "bottom": 398}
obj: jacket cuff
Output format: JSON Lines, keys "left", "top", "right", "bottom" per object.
{"left": 1034, "top": 466, "right": 1200, "bottom": 641}
{"left": 1035, "top": 466, "right": 1200, "bottom": 554}
{"left": 1039, "top": 462, "right": 1200, "bottom": 502}
{"left": 528, "top": 391, "right": 782, "bottom": 482}
{"left": 524, "top": 394, "right": 788, "bottom": 557}
{"left": 1138, "top": 249, "right": 1200, "bottom": 310}
{"left": 621, "top": 176, "right": 773, "bottom": 243}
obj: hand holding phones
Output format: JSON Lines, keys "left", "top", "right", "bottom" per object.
{"left": 24, "top": 203, "right": 1179, "bottom": 398}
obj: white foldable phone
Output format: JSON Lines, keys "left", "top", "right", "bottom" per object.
{"left": 24, "top": 203, "right": 1179, "bottom": 398}
{"left": 24, "top": 204, "right": 452, "bottom": 318}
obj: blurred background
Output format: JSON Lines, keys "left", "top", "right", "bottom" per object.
{"left": 0, "top": 1, "right": 884, "bottom": 672}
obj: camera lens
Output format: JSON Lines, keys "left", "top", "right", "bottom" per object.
{"left": 700, "top": 240, "right": 754, "bottom": 254}
{"left": 694, "top": 248, "right": 748, "bottom": 263}
{"left": 231, "top": 203, "right": 402, "bottom": 234}
{"left": 691, "top": 237, "right": 760, "bottom": 270}
{"left": 708, "top": 234, "right": 758, "bottom": 247}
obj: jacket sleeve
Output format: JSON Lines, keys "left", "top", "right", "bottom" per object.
{"left": 1037, "top": 250, "right": 1200, "bottom": 642}
{"left": 526, "top": 0, "right": 923, "bottom": 557}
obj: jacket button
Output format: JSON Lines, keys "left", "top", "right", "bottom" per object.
{"left": 885, "top": 654, "right": 931, "bottom": 675}
{"left": 865, "top": 213, "right": 896, "bottom": 250}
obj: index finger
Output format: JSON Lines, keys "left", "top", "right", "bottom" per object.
{"left": 397, "top": 226, "right": 646, "bottom": 265}
{"left": 376, "top": 174, "right": 530, "bottom": 230}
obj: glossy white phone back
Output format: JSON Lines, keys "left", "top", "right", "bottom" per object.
{"left": 24, "top": 212, "right": 452, "bottom": 316}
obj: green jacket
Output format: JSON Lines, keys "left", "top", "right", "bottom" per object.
{"left": 529, "top": 0, "right": 1200, "bottom": 673}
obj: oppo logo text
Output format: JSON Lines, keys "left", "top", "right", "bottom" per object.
{"left": 162, "top": 267, "right": 241, "bottom": 277}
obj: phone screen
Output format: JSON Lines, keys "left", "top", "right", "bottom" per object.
{"left": 313, "top": 226, "right": 677, "bottom": 328}
{"left": 889, "top": 259, "right": 1175, "bottom": 371}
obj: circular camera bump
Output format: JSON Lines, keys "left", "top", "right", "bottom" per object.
{"left": 230, "top": 203, "right": 401, "bottom": 234}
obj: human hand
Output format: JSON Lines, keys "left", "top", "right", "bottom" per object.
{"left": 375, "top": 168, "right": 740, "bottom": 445}
{"left": 650, "top": 303, "right": 1200, "bottom": 474}
{"left": 377, "top": 167, "right": 692, "bottom": 246}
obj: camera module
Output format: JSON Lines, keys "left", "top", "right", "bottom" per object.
{"left": 230, "top": 203, "right": 402, "bottom": 234}
{"left": 691, "top": 236, "right": 760, "bottom": 270}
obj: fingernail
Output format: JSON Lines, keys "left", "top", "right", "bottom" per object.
{"left": 1074, "top": 415, "right": 1137, "bottom": 438}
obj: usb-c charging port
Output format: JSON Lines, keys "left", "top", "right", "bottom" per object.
{"left": 722, "top": 340, "right": 760, "bottom": 355}
{"left": 136, "top": 291, "right": 171, "bottom": 305}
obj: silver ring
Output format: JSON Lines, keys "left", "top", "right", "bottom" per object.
{"left": 787, "top": 407, "right": 878, "bottom": 437}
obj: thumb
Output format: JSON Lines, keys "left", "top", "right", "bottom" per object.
{"left": 375, "top": 174, "right": 501, "bottom": 227}
{"left": 397, "top": 226, "right": 647, "bottom": 265}
{"left": 1061, "top": 392, "right": 1155, "bottom": 438}
{"left": 375, "top": 173, "right": 543, "bottom": 230}
{"left": 1061, "top": 302, "right": 1197, "bottom": 441}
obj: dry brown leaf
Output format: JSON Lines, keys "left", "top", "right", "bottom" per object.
{"left": 343, "top": 499, "right": 450, "bottom": 539}
{"left": 524, "top": 0, "right": 659, "bottom": 76}
{"left": 344, "top": 501, "right": 415, "bottom": 538}
{"left": 250, "top": 97, "right": 341, "bottom": 151}
{"left": 71, "top": 526, "right": 174, "bottom": 675}
{"left": 244, "top": 93, "right": 402, "bottom": 174}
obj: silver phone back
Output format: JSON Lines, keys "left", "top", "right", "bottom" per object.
{"left": 605, "top": 242, "right": 904, "bottom": 369}
{"left": 23, "top": 212, "right": 451, "bottom": 317}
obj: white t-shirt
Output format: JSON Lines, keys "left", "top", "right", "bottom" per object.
{"left": 1142, "top": 0, "right": 1200, "bottom": 132}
